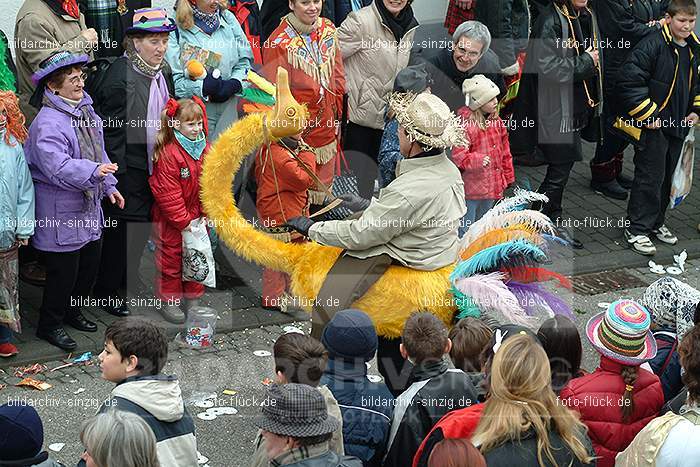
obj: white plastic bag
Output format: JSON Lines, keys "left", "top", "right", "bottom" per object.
{"left": 669, "top": 126, "right": 695, "bottom": 209}
{"left": 182, "top": 217, "right": 216, "bottom": 287}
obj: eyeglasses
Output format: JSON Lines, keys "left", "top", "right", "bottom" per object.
{"left": 68, "top": 72, "right": 88, "bottom": 86}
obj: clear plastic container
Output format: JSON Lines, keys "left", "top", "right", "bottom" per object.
{"left": 185, "top": 306, "right": 218, "bottom": 348}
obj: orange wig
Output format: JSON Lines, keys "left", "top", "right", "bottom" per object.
{"left": 0, "top": 91, "right": 28, "bottom": 145}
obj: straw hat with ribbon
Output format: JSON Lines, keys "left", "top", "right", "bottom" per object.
{"left": 388, "top": 91, "right": 467, "bottom": 151}
{"left": 586, "top": 299, "right": 657, "bottom": 366}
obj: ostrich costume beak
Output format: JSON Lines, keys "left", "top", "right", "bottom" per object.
{"left": 264, "top": 67, "right": 309, "bottom": 141}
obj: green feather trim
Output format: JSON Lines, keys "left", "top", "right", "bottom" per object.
{"left": 0, "top": 33, "right": 16, "bottom": 92}
{"left": 451, "top": 286, "right": 482, "bottom": 320}
{"left": 241, "top": 87, "right": 275, "bottom": 107}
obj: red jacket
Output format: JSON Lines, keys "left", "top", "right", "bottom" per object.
{"left": 559, "top": 356, "right": 664, "bottom": 467}
{"left": 255, "top": 141, "right": 317, "bottom": 227}
{"left": 150, "top": 141, "right": 208, "bottom": 230}
{"left": 412, "top": 403, "right": 486, "bottom": 467}
{"left": 453, "top": 107, "right": 514, "bottom": 200}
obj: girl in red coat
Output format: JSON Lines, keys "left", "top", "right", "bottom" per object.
{"left": 149, "top": 98, "right": 210, "bottom": 324}
{"left": 255, "top": 131, "right": 317, "bottom": 310}
{"left": 453, "top": 75, "right": 514, "bottom": 235}
{"left": 560, "top": 300, "right": 664, "bottom": 467}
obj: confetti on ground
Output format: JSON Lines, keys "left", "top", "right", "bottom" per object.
{"left": 195, "top": 400, "right": 215, "bottom": 409}
{"left": 667, "top": 266, "right": 683, "bottom": 275}
{"left": 73, "top": 352, "right": 92, "bottom": 363}
{"left": 222, "top": 389, "right": 237, "bottom": 396}
{"left": 597, "top": 302, "right": 611, "bottom": 309}
{"left": 674, "top": 250, "right": 687, "bottom": 272}
{"left": 73, "top": 388, "right": 86, "bottom": 395}
{"left": 16, "top": 377, "right": 52, "bottom": 391}
{"left": 367, "top": 375, "right": 382, "bottom": 383}
{"left": 253, "top": 350, "right": 271, "bottom": 357}
{"left": 197, "top": 452, "right": 209, "bottom": 464}
{"left": 262, "top": 377, "right": 273, "bottom": 386}
{"left": 48, "top": 443, "right": 65, "bottom": 452}
{"left": 13, "top": 363, "right": 48, "bottom": 378}
{"left": 648, "top": 261, "right": 666, "bottom": 274}
{"left": 49, "top": 362, "right": 74, "bottom": 372}
{"left": 282, "top": 326, "right": 304, "bottom": 334}
{"left": 197, "top": 412, "right": 216, "bottom": 421}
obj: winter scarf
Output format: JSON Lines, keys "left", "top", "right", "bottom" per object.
{"left": 175, "top": 130, "right": 206, "bottom": 160}
{"left": 375, "top": 0, "right": 417, "bottom": 42}
{"left": 193, "top": 5, "right": 221, "bottom": 34}
{"left": 125, "top": 46, "right": 170, "bottom": 174}
{"left": 42, "top": 91, "right": 105, "bottom": 210}
{"left": 42, "top": 0, "right": 80, "bottom": 19}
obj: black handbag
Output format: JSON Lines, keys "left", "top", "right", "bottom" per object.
{"left": 322, "top": 146, "right": 359, "bottom": 221}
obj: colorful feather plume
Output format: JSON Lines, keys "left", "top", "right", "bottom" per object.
{"left": 460, "top": 224, "right": 543, "bottom": 260}
{"left": 452, "top": 272, "right": 532, "bottom": 326}
{"left": 487, "top": 188, "right": 549, "bottom": 218}
{"left": 451, "top": 240, "right": 547, "bottom": 280}
{"left": 507, "top": 281, "right": 574, "bottom": 318}
{"left": 504, "top": 266, "right": 573, "bottom": 289}
{"left": 464, "top": 209, "right": 555, "bottom": 244}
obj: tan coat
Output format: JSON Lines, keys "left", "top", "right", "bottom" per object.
{"left": 309, "top": 153, "right": 467, "bottom": 271}
{"left": 336, "top": 2, "right": 418, "bottom": 130}
{"left": 14, "top": 0, "right": 93, "bottom": 123}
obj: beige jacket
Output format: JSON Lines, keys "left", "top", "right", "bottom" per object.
{"left": 14, "top": 0, "right": 93, "bottom": 123}
{"left": 249, "top": 385, "right": 344, "bottom": 467}
{"left": 337, "top": 3, "right": 418, "bottom": 130}
{"left": 309, "top": 153, "right": 467, "bottom": 271}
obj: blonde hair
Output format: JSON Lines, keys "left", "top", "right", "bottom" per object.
{"left": 176, "top": 0, "right": 228, "bottom": 30}
{"left": 467, "top": 106, "right": 499, "bottom": 131}
{"left": 154, "top": 98, "right": 204, "bottom": 162}
{"left": 472, "top": 334, "right": 594, "bottom": 466}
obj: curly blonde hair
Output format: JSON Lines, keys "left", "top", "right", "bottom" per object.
{"left": 0, "top": 91, "right": 28, "bottom": 145}
{"left": 472, "top": 334, "right": 594, "bottom": 466}
{"left": 176, "top": 0, "right": 228, "bottom": 30}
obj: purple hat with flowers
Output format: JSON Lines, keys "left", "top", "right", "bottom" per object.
{"left": 586, "top": 299, "right": 657, "bottom": 366}
{"left": 126, "top": 7, "right": 177, "bottom": 35}
{"left": 31, "top": 51, "right": 89, "bottom": 87}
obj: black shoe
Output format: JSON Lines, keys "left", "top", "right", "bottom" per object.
{"left": 590, "top": 179, "right": 628, "bottom": 201}
{"left": 617, "top": 173, "right": 633, "bottom": 190}
{"left": 65, "top": 312, "right": 97, "bottom": 332}
{"left": 557, "top": 228, "right": 584, "bottom": 249}
{"left": 36, "top": 327, "right": 78, "bottom": 351}
{"left": 102, "top": 301, "right": 130, "bottom": 317}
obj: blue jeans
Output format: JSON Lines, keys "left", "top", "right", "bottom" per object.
{"left": 0, "top": 325, "right": 12, "bottom": 344}
{"left": 459, "top": 199, "right": 496, "bottom": 237}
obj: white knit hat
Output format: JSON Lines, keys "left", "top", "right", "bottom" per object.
{"left": 462, "top": 74, "right": 500, "bottom": 110}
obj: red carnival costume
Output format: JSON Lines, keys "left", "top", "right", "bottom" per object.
{"left": 255, "top": 138, "right": 316, "bottom": 307}
{"left": 149, "top": 138, "right": 209, "bottom": 302}
{"left": 262, "top": 13, "right": 345, "bottom": 204}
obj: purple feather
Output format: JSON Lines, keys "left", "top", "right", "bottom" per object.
{"left": 507, "top": 281, "right": 574, "bottom": 318}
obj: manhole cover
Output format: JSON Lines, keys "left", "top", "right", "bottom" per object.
{"left": 571, "top": 271, "right": 649, "bottom": 296}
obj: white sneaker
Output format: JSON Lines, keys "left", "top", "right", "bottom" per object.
{"left": 652, "top": 225, "right": 678, "bottom": 245}
{"left": 624, "top": 229, "right": 656, "bottom": 256}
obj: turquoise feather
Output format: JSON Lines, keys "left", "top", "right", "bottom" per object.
{"left": 450, "top": 286, "right": 481, "bottom": 320}
{"left": 450, "top": 239, "right": 547, "bottom": 281}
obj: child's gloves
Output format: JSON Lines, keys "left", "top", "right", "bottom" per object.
{"left": 203, "top": 75, "right": 243, "bottom": 103}
{"left": 285, "top": 216, "right": 315, "bottom": 236}
{"left": 338, "top": 193, "right": 370, "bottom": 212}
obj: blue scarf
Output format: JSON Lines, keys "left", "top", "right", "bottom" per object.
{"left": 192, "top": 5, "right": 220, "bottom": 35}
{"left": 175, "top": 130, "right": 206, "bottom": 160}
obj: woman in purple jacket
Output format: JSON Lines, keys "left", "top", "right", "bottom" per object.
{"left": 25, "top": 51, "right": 124, "bottom": 351}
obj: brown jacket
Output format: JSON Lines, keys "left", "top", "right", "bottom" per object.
{"left": 14, "top": 0, "right": 93, "bottom": 123}
{"left": 336, "top": 2, "right": 417, "bottom": 130}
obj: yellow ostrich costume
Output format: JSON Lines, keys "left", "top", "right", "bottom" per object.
{"left": 200, "top": 68, "right": 457, "bottom": 338}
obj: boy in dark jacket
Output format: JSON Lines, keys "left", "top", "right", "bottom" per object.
{"left": 383, "top": 312, "right": 478, "bottom": 467}
{"left": 615, "top": 0, "right": 700, "bottom": 256}
{"left": 590, "top": 0, "right": 669, "bottom": 199}
{"left": 320, "top": 309, "right": 394, "bottom": 467}
{"left": 91, "top": 318, "right": 198, "bottom": 466}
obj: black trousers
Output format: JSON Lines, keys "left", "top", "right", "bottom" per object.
{"left": 343, "top": 122, "right": 385, "bottom": 199}
{"left": 38, "top": 240, "right": 102, "bottom": 332}
{"left": 628, "top": 131, "right": 684, "bottom": 235}
{"left": 94, "top": 217, "right": 151, "bottom": 298}
{"left": 538, "top": 140, "right": 580, "bottom": 222}
{"left": 591, "top": 101, "right": 629, "bottom": 183}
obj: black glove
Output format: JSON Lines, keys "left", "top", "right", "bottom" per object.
{"left": 338, "top": 193, "right": 370, "bottom": 212}
{"left": 285, "top": 216, "right": 315, "bottom": 236}
{"left": 203, "top": 75, "right": 242, "bottom": 103}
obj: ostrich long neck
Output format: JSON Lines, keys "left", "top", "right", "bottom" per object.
{"left": 200, "top": 112, "right": 303, "bottom": 274}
